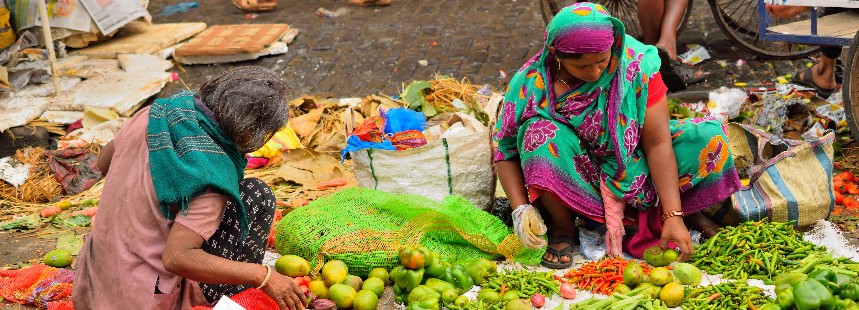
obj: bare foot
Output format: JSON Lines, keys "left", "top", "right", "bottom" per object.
{"left": 543, "top": 236, "right": 575, "bottom": 264}
{"left": 799, "top": 63, "right": 837, "bottom": 90}
{"left": 655, "top": 39, "right": 678, "bottom": 61}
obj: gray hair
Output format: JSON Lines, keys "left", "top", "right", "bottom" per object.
{"left": 199, "top": 66, "right": 290, "bottom": 153}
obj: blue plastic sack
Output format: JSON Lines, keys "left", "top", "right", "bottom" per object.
{"left": 340, "top": 135, "right": 396, "bottom": 162}
{"left": 384, "top": 108, "right": 425, "bottom": 134}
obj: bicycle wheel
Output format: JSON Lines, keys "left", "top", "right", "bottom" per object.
{"left": 843, "top": 30, "right": 859, "bottom": 141}
{"left": 708, "top": 0, "right": 819, "bottom": 60}
{"left": 539, "top": 0, "right": 692, "bottom": 40}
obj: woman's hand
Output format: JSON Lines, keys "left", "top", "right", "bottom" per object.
{"left": 262, "top": 273, "right": 307, "bottom": 310}
{"left": 660, "top": 216, "right": 694, "bottom": 262}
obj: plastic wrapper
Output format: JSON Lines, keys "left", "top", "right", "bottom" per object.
{"left": 708, "top": 87, "right": 747, "bottom": 121}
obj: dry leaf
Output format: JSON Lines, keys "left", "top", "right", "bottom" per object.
{"left": 275, "top": 149, "right": 345, "bottom": 187}
{"left": 289, "top": 108, "right": 323, "bottom": 138}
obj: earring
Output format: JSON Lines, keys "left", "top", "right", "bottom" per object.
{"left": 557, "top": 58, "right": 561, "bottom": 73}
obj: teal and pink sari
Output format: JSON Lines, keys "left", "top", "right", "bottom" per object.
{"left": 493, "top": 2, "right": 741, "bottom": 257}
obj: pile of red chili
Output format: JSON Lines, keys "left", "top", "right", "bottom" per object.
{"left": 562, "top": 257, "right": 651, "bottom": 295}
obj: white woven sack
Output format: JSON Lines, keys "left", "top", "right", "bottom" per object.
{"left": 351, "top": 113, "right": 494, "bottom": 210}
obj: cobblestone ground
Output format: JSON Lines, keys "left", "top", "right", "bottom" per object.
{"left": 147, "top": 0, "right": 811, "bottom": 98}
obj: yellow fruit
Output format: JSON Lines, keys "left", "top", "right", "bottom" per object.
{"left": 321, "top": 261, "right": 348, "bottom": 287}
{"left": 635, "top": 283, "right": 659, "bottom": 299}
{"left": 368, "top": 267, "right": 390, "bottom": 284}
{"left": 344, "top": 275, "right": 363, "bottom": 292}
{"left": 623, "top": 263, "right": 644, "bottom": 287}
{"left": 56, "top": 201, "right": 73, "bottom": 210}
{"left": 323, "top": 260, "right": 348, "bottom": 273}
{"left": 309, "top": 280, "right": 330, "bottom": 299}
{"left": 353, "top": 290, "right": 379, "bottom": 310}
{"left": 659, "top": 282, "right": 685, "bottom": 307}
{"left": 329, "top": 284, "right": 357, "bottom": 309}
{"left": 649, "top": 267, "right": 673, "bottom": 286}
{"left": 506, "top": 299, "right": 531, "bottom": 310}
{"left": 362, "top": 277, "right": 385, "bottom": 297}
{"left": 43, "top": 249, "right": 73, "bottom": 268}
{"left": 274, "top": 255, "right": 310, "bottom": 277}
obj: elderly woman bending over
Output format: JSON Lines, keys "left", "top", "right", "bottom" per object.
{"left": 73, "top": 67, "right": 306, "bottom": 310}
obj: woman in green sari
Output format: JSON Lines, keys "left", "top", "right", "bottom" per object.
{"left": 495, "top": 2, "right": 741, "bottom": 268}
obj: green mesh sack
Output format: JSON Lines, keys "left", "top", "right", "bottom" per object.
{"left": 275, "top": 187, "right": 543, "bottom": 278}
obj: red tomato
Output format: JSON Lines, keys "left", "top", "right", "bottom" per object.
{"left": 836, "top": 182, "right": 848, "bottom": 194}
{"left": 836, "top": 192, "right": 845, "bottom": 205}
{"left": 841, "top": 171, "right": 857, "bottom": 182}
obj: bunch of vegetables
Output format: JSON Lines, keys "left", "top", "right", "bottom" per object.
{"left": 834, "top": 171, "right": 859, "bottom": 209}
{"left": 571, "top": 286, "right": 672, "bottom": 310}
{"left": 564, "top": 257, "right": 651, "bottom": 295}
{"left": 690, "top": 220, "right": 826, "bottom": 280}
{"left": 391, "top": 245, "right": 498, "bottom": 310}
{"left": 767, "top": 253, "right": 859, "bottom": 309}
{"left": 682, "top": 281, "right": 773, "bottom": 310}
{"left": 480, "top": 269, "right": 562, "bottom": 303}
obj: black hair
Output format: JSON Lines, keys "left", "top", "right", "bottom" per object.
{"left": 555, "top": 50, "right": 584, "bottom": 59}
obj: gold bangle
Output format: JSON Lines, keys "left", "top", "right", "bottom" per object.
{"left": 258, "top": 265, "right": 272, "bottom": 289}
{"left": 661, "top": 210, "right": 685, "bottom": 223}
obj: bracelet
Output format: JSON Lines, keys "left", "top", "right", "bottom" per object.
{"left": 258, "top": 265, "right": 272, "bottom": 289}
{"left": 661, "top": 210, "right": 685, "bottom": 223}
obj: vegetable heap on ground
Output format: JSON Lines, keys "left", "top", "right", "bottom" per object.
{"left": 690, "top": 220, "right": 826, "bottom": 280}
{"left": 682, "top": 281, "right": 773, "bottom": 310}
{"left": 563, "top": 257, "right": 651, "bottom": 295}
{"left": 767, "top": 253, "right": 859, "bottom": 309}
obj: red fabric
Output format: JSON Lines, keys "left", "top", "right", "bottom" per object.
{"left": 66, "top": 119, "right": 83, "bottom": 135}
{"left": 646, "top": 72, "right": 668, "bottom": 108}
{"left": 529, "top": 186, "right": 678, "bottom": 259}
{"left": 245, "top": 157, "right": 270, "bottom": 169}
{"left": 192, "top": 289, "right": 278, "bottom": 310}
{"left": 47, "top": 148, "right": 102, "bottom": 195}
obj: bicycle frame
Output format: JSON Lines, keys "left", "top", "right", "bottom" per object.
{"left": 757, "top": 0, "right": 859, "bottom": 47}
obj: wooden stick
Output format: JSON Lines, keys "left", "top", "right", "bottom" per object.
{"left": 36, "top": 0, "right": 61, "bottom": 96}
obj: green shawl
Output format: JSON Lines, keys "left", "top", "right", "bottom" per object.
{"left": 147, "top": 91, "right": 248, "bottom": 239}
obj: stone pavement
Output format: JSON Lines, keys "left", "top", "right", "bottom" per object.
{"left": 150, "top": 0, "right": 545, "bottom": 97}
{"left": 147, "top": 0, "right": 812, "bottom": 99}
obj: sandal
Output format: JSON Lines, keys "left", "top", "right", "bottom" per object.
{"left": 792, "top": 66, "right": 834, "bottom": 99}
{"left": 541, "top": 236, "right": 578, "bottom": 269}
{"left": 233, "top": 0, "right": 276, "bottom": 12}
{"left": 348, "top": 0, "right": 392, "bottom": 6}
{"left": 657, "top": 48, "right": 687, "bottom": 93}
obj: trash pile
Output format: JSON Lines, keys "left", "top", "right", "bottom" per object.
{"left": 671, "top": 80, "right": 848, "bottom": 142}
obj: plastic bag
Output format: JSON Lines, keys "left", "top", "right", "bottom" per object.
{"left": 816, "top": 103, "right": 846, "bottom": 126}
{"left": 384, "top": 107, "right": 426, "bottom": 134}
{"left": 708, "top": 87, "right": 747, "bottom": 121}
